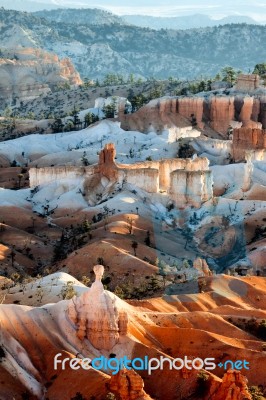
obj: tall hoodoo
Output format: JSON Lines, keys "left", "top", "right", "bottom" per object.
{"left": 99, "top": 143, "right": 116, "bottom": 166}
{"left": 68, "top": 265, "right": 128, "bottom": 350}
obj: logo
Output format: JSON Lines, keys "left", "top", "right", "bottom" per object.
{"left": 54, "top": 354, "right": 250, "bottom": 375}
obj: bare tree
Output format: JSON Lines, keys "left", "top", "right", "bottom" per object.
{"left": 126, "top": 217, "right": 134, "bottom": 234}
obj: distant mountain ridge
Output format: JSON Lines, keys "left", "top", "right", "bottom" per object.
{"left": 0, "top": 0, "right": 63, "bottom": 12}
{"left": 33, "top": 8, "right": 263, "bottom": 29}
{"left": 122, "top": 13, "right": 262, "bottom": 30}
{"left": 34, "top": 8, "right": 128, "bottom": 26}
{"left": 0, "top": 8, "right": 266, "bottom": 81}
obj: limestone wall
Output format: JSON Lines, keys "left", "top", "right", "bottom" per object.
{"left": 177, "top": 97, "right": 204, "bottom": 129}
{"left": 29, "top": 143, "right": 213, "bottom": 207}
{"left": 233, "top": 128, "right": 266, "bottom": 162}
{"left": 119, "top": 97, "right": 192, "bottom": 134}
{"left": 29, "top": 165, "right": 96, "bottom": 187}
{"left": 158, "top": 157, "right": 209, "bottom": 191}
{"left": 245, "top": 149, "right": 266, "bottom": 162}
{"left": 169, "top": 170, "right": 213, "bottom": 208}
{"left": 210, "top": 96, "right": 235, "bottom": 135}
{"left": 0, "top": 48, "right": 82, "bottom": 108}
{"left": 119, "top": 95, "right": 266, "bottom": 138}
{"left": 122, "top": 168, "right": 159, "bottom": 193}
{"left": 239, "top": 97, "right": 262, "bottom": 128}
{"left": 235, "top": 74, "right": 260, "bottom": 92}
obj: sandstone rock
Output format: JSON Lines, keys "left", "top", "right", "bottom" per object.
{"left": 120, "top": 95, "right": 266, "bottom": 138}
{"left": 259, "top": 96, "right": 266, "bottom": 129}
{"left": 98, "top": 143, "right": 118, "bottom": 180}
{"left": 119, "top": 97, "right": 199, "bottom": 138}
{"left": 169, "top": 167, "right": 213, "bottom": 208}
{"left": 209, "top": 369, "right": 252, "bottom": 400}
{"left": 233, "top": 128, "right": 266, "bottom": 162}
{"left": 210, "top": 96, "right": 235, "bottom": 136}
{"left": 177, "top": 97, "right": 204, "bottom": 129}
{"left": 193, "top": 257, "right": 212, "bottom": 276}
{"left": 0, "top": 47, "right": 82, "bottom": 109}
{"left": 68, "top": 265, "right": 128, "bottom": 350}
{"left": 239, "top": 97, "right": 262, "bottom": 128}
{"left": 251, "top": 98, "right": 261, "bottom": 122}
{"left": 109, "top": 368, "right": 153, "bottom": 400}
{"left": 235, "top": 74, "right": 260, "bottom": 92}
{"left": 30, "top": 143, "right": 213, "bottom": 208}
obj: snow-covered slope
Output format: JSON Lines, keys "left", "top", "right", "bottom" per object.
{"left": 0, "top": 120, "right": 181, "bottom": 167}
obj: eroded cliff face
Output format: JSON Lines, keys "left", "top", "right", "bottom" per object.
{"left": 238, "top": 97, "right": 262, "bottom": 129}
{"left": 178, "top": 97, "right": 205, "bottom": 129}
{"left": 29, "top": 165, "right": 96, "bottom": 187}
{"left": 233, "top": 128, "right": 266, "bottom": 162}
{"left": 209, "top": 96, "right": 235, "bottom": 135}
{"left": 169, "top": 169, "right": 213, "bottom": 208}
{"left": 119, "top": 97, "right": 200, "bottom": 138}
{"left": 120, "top": 95, "right": 266, "bottom": 137}
{"left": 30, "top": 143, "right": 213, "bottom": 208}
{"left": 0, "top": 48, "right": 82, "bottom": 108}
{"left": 235, "top": 74, "right": 260, "bottom": 92}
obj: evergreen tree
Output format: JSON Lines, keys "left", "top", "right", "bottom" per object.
{"left": 102, "top": 98, "right": 117, "bottom": 118}
{"left": 70, "top": 106, "right": 81, "bottom": 130}
{"left": 221, "top": 66, "right": 238, "bottom": 86}
{"left": 51, "top": 118, "right": 64, "bottom": 133}
{"left": 253, "top": 62, "right": 266, "bottom": 84}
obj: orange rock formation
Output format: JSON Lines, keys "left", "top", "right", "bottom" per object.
{"left": 120, "top": 95, "right": 266, "bottom": 137}
{"left": 68, "top": 265, "right": 128, "bottom": 350}
{"left": 233, "top": 128, "right": 266, "bottom": 161}
{"left": 210, "top": 96, "right": 235, "bottom": 135}
{"left": 235, "top": 74, "right": 260, "bottom": 92}
{"left": 29, "top": 143, "right": 213, "bottom": 208}
{"left": 210, "top": 370, "right": 252, "bottom": 400}
{"left": 109, "top": 368, "right": 153, "bottom": 400}
{"left": 0, "top": 47, "right": 82, "bottom": 108}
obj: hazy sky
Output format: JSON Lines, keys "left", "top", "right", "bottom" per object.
{"left": 47, "top": 0, "right": 266, "bottom": 20}
{"left": 1, "top": 0, "right": 266, "bottom": 20}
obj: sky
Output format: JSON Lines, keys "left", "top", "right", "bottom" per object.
{"left": 50, "top": 0, "right": 266, "bottom": 20}
{"left": 0, "top": 0, "right": 266, "bottom": 20}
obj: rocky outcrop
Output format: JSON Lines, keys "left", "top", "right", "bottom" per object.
{"left": 177, "top": 97, "right": 204, "bottom": 129}
{"left": 238, "top": 97, "right": 262, "bottom": 129}
{"left": 209, "top": 370, "right": 252, "bottom": 400}
{"left": 235, "top": 74, "right": 260, "bottom": 92}
{"left": 109, "top": 368, "right": 153, "bottom": 400}
{"left": 98, "top": 143, "right": 118, "bottom": 180}
{"left": 0, "top": 48, "right": 82, "bottom": 109}
{"left": 0, "top": 271, "right": 266, "bottom": 399}
{"left": 169, "top": 169, "right": 212, "bottom": 208}
{"left": 259, "top": 96, "right": 266, "bottom": 129}
{"left": 30, "top": 143, "right": 213, "bottom": 208}
{"left": 233, "top": 128, "right": 266, "bottom": 162}
{"left": 119, "top": 97, "right": 200, "bottom": 138}
{"left": 120, "top": 95, "right": 266, "bottom": 139}
{"left": 193, "top": 257, "right": 212, "bottom": 276}
{"left": 68, "top": 265, "right": 128, "bottom": 350}
{"left": 209, "top": 96, "right": 235, "bottom": 136}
